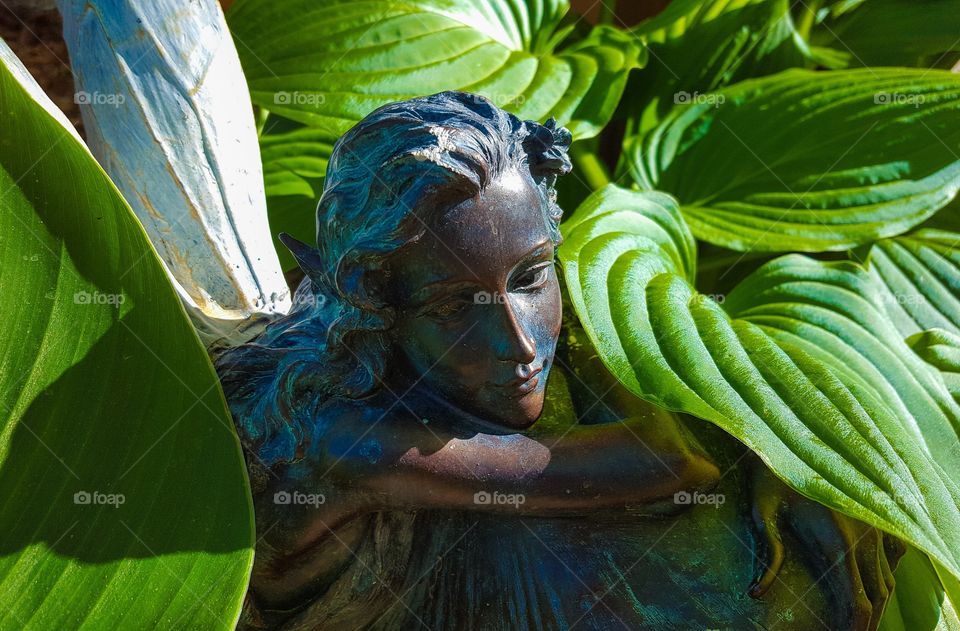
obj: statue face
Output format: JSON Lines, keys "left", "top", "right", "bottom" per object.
{"left": 388, "top": 168, "right": 562, "bottom": 430}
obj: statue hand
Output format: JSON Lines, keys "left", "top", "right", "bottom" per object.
{"left": 748, "top": 458, "right": 906, "bottom": 630}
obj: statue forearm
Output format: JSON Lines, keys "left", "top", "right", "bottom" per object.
{"left": 323, "top": 416, "right": 719, "bottom": 515}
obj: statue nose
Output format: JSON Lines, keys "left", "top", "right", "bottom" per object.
{"left": 497, "top": 300, "right": 537, "bottom": 365}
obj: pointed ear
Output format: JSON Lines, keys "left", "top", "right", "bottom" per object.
{"left": 279, "top": 233, "right": 326, "bottom": 282}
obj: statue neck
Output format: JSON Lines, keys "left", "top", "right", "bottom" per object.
{"left": 391, "top": 375, "right": 518, "bottom": 436}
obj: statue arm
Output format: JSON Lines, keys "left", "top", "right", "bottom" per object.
{"left": 545, "top": 303, "right": 722, "bottom": 492}
{"left": 286, "top": 287, "right": 719, "bottom": 516}
{"left": 312, "top": 393, "right": 718, "bottom": 516}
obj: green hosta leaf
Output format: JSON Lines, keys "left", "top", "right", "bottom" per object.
{"left": 878, "top": 548, "right": 960, "bottom": 631}
{"left": 635, "top": 0, "right": 802, "bottom": 59}
{"left": 266, "top": 194, "right": 324, "bottom": 272}
{"left": 628, "top": 0, "right": 808, "bottom": 132}
{"left": 0, "top": 40, "right": 252, "bottom": 629}
{"left": 868, "top": 229, "right": 960, "bottom": 338}
{"left": 560, "top": 184, "right": 960, "bottom": 582}
{"left": 260, "top": 127, "right": 331, "bottom": 199}
{"left": 256, "top": 117, "right": 330, "bottom": 271}
{"left": 811, "top": 0, "right": 960, "bottom": 69}
{"left": 820, "top": 0, "right": 871, "bottom": 15}
{"left": 228, "top": 0, "right": 644, "bottom": 141}
{"left": 867, "top": 223, "right": 960, "bottom": 404}
{"left": 909, "top": 329, "right": 960, "bottom": 404}
{"left": 625, "top": 68, "right": 960, "bottom": 252}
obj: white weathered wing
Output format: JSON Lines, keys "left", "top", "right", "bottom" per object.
{"left": 57, "top": 0, "right": 291, "bottom": 346}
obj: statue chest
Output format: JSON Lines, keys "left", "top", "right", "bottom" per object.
{"left": 374, "top": 490, "right": 832, "bottom": 630}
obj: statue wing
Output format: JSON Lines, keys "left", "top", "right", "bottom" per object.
{"left": 57, "top": 0, "right": 291, "bottom": 348}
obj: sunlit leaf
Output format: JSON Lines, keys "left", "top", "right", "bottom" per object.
{"left": 0, "top": 39, "right": 253, "bottom": 630}
{"left": 560, "top": 184, "right": 960, "bottom": 582}
{"left": 811, "top": 0, "right": 960, "bottom": 69}
{"left": 626, "top": 68, "right": 960, "bottom": 252}
{"left": 628, "top": 0, "right": 808, "bottom": 132}
{"left": 909, "top": 329, "right": 960, "bottom": 404}
{"left": 879, "top": 548, "right": 960, "bottom": 631}
{"left": 868, "top": 229, "right": 960, "bottom": 338}
{"left": 228, "top": 0, "right": 644, "bottom": 141}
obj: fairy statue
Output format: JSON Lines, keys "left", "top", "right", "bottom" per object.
{"left": 212, "top": 92, "right": 903, "bottom": 630}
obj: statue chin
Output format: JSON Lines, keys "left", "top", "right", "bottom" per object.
{"left": 464, "top": 392, "right": 546, "bottom": 434}
{"left": 428, "top": 387, "right": 545, "bottom": 435}
{"left": 484, "top": 409, "right": 540, "bottom": 433}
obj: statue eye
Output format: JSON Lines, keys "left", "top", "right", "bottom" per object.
{"left": 511, "top": 263, "right": 551, "bottom": 292}
{"left": 423, "top": 297, "right": 469, "bottom": 320}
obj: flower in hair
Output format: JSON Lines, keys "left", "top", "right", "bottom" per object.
{"left": 523, "top": 117, "right": 573, "bottom": 176}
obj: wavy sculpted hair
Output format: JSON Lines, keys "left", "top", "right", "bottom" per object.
{"left": 216, "top": 92, "right": 572, "bottom": 470}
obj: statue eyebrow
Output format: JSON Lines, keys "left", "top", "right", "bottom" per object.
{"left": 409, "top": 240, "right": 553, "bottom": 305}
{"left": 517, "top": 242, "right": 551, "bottom": 264}
{"left": 410, "top": 279, "right": 479, "bottom": 305}
{"left": 509, "top": 241, "right": 553, "bottom": 275}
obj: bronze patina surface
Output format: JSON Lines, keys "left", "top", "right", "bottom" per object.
{"left": 215, "top": 92, "right": 902, "bottom": 631}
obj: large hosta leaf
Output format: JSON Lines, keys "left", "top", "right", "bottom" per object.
{"left": 909, "top": 329, "right": 960, "bottom": 404}
{"left": 227, "top": 0, "right": 644, "bottom": 142}
{"left": 625, "top": 68, "right": 960, "bottom": 252}
{"left": 0, "top": 41, "right": 252, "bottom": 629}
{"left": 257, "top": 124, "right": 331, "bottom": 270}
{"left": 559, "top": 184, "right": 960, "bottom": 580}
{"left": 879, "top": 548, "right": 960, "bottom": 631}
{"left": 260, "top": 127, "right": 331, "bottom": 199}
{"left": 810, "top": 0, "right": 960, "bottom": 69}
{"left": 866, "top": 224, "right": 960, "bottom": 404}
{"left": 628, "top": 0, "right": 807, "bottom": 132}
{"left": 868, "top": 229, "right": 960, "bottom": 338}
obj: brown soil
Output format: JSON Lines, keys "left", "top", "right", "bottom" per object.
{"left": 0, "top": 6, "right": 82, "bottom": 131}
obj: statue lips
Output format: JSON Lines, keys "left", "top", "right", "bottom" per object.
{"left": 496, "top": 366, "right": 543, "bottom": 397}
